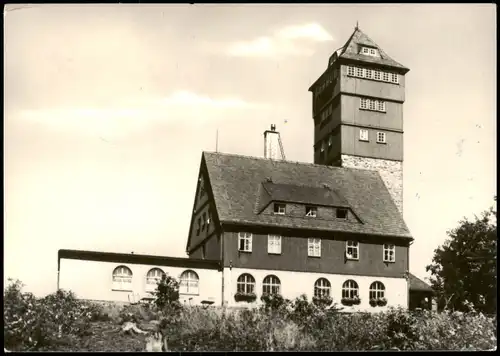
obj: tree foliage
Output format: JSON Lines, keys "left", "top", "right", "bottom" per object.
{"left": 426, "top": 200, "right": 497, "bottom": 314}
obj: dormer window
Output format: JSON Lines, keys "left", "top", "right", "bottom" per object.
{"left": 274, "top": 203, "right": 286, "bottom": 215}
{"left": 361, "top": 46, "right": 378, "bottom": 57}
{"left": 305, "top": 206, "right": 318, "bottom": 218}
{"left": 336, "top": 208, "right": 348, "bottom": 219}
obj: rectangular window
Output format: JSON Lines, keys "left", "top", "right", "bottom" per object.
{"left": 362, "top": 47, "right": 370, "bottom": 54}
{"left": 348, "top": 66, "right": 355, "bottom": 76}
{"left": 305, "top": 206, "right": 318, "bottom": 217}
{"left": 383, "top": 72, "right": 390, "bottom": 82}
{"left": 308, "top": 238, "right": 321, "bottom": 257}
{"left": 377, "top": 101, "right": 386, "bottom": 112}
{"left": 359, "top": 129, "right": 369, "bottom": 142}
{"left": 391, "top": 73, "right": 399, "bottom": 84}
{"left": 369, "top": 48, "right": 377, "bottom": 56}
{"left": 274, "top": 203, "right": 286, "bottom": 215}
{"left": 374, "top": 71, "right": 381, "bottom": 80}
{"left": 336, "top": 208, "right": 348, "bottom": 219}
{"left": 238, "top": 232, "right": 252, "bottom": 252}
{"left": 360, "top": 98, "right": 368, "bottom": 109}
{"left": 365, "top": 69, "right": 372, "bottom": 79}
{"left": 346, "top": 241, "right": 359, "bottom": 260}
{"left": 201, "top": 243, "right": 206, "bottom": 259}
{"left": 377, "top": 132, "right": 387, "bottom": 144}
{"left": 369, "top": 100, "right": 376, "bottom": 111}
{"left": 356, "top": 67, "right": 364, "bottom": 77}
{"left": 268, "top": 235, "right": 282, "bottom": 254}
{"left": 383, "top": 244, "right": 396, "bottom": 262}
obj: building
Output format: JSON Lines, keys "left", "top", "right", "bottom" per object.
{"left": 57, "top": 25, "right": 433, "bottom": 311}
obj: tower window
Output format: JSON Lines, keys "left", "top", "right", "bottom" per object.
{"left": 383, "top": 244, "right": 396, "bottom": 262}
{"left": 360, "top": 98, "right": 386, "bottom": 113}
{"left": 274, "top": 203, "right": 286, "bottom": 215}
{"left": 348, "top": 66, "right": 355, "bottom": 76}
{"left": 345, "top": 241, "right": 359, "bottom": 260}
{"left": 377, "top": 132, "right": 387, "bottom": 144}
{"left": 356, "top": 67, "right": 364, "bottom": 77}
{"left": 337, "top": 208, "right": 348, "bottom": 219}
{"left": 391, "top": 73, "right": 399, "bottom": 84}
{"left": 359, "top": 129, "right": 369, "bottom": 142}
{"left": 374, "top": 70, "right": 381, "bottom": 80}
{"left": 383, "top": 72, "right": 390, "bottom": 82}
{"left": 328, "top": 135, "right": 333, "bottom": 146}
{"left": 305, "top": 206, "right": 318, "bottom": 217}
{"left": 365, "top": 69, "right": 373, "bottom": 79}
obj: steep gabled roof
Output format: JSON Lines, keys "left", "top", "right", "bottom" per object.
{"left": 203, "top": 151, "right": 412, "bottom": 239}
{"left": 339, "top": 27, "right": 409, "bottom": 72}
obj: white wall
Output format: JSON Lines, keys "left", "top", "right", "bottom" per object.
{"left": 59, "top": 259, "right": 222, "bottom": 306}
{"left": 223, "top": 267, "right": 408, "bottom": 312}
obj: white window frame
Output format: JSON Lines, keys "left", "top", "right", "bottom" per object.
{"left": 314, "top": 278, "right": 331, "bottom": 297}
{"left": 346, "top": 241, "right": 359, "bottom": 260}
{"left": 383, "top": 72, "right": 390, "bottom": 82}
{"left": 356, "top": 67, "right": 364, "bottom": 77}
{"left": 359, "top": 129, "right": 369, "bottom": 142}
{"left": 377, "top": 100, "right": 386, "bottom": 112}
{"left": 112, "top": 266, "right": 133, "bottom": 291}
{"left": 362, "top": 47, "right": 370, "bottom": 55}
{"left": 268, "top": 235, "right": 282, "bottom": 255}
{"left": 238, "top": 232, "right": 253, "bottom": 252}
{"left": 179, "top": 270, "right": 199, "bottom": 295}
{"left": 369, "top": 48, "right": 377, "bottom": 56}
{"left": 374, "top": 70, "right": 381, "bottom": 81}
{"left": 369, "top": 281, "right": 386, "bottom": 299}
{"left": 365, "top": 69, "right": 372, "bottom": 79}
{"left": 369, "top": 100, "right": 376, "bottom": 111}
{"left": 376, "top": 132, "right": 387, "bottom": 144}
{"left": 342, "top": 280, "right": 359, "bottom": 298}
{"left": 383, "top": 244, "right": 396, "bottom": 263}
{"left": 308, "top": 238, "right": 321, "bottom": 257}
{"left": 237, "top": 273, "right": 255, "bottom": 294}
{"left": 145, "top": 268, "right": 164, "bottom": 292}
{"left": 262, "top": 275, "right": 281, "bottom": 295}
{"left": 274, "top": 203, "right": 286, "bottom": 215}
{"left": 348, "top": 66, "right": 355, "bottom": 76}
{"left": 360, "top": 98, "right": 368, "bottom": 110}
{"left": 305, "top": 206, "right": 318, "bottom": 217}
{"left": 391, "top": 73, "right": 399, "bottom": 84}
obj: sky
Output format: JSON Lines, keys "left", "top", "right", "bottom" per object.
{"left": 4, "top": 4, "right": 497, "bottom": 297}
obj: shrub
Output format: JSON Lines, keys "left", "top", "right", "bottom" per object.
{"left": 3, "top": 279, "right": 102, "bottom": 351}
{"left": 312, "top": 294, "right": 333, "bottom": 308}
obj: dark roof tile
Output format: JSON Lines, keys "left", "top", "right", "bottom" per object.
{"left": 203, "top": 152, "right": 412, "bottom": 239}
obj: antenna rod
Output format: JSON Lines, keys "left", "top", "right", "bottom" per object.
{"left": 216, "top": 129, "right": 219, "bottom": 152}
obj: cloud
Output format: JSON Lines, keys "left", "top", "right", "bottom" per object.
{"left": 226, "top": 23, "right": 333, "bottom": 58}
{"left": 16, "top": 91, "right": 263, "bottom": 138}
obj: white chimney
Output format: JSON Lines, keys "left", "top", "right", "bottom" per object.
{"left": 264, "top": 124, "right": 285, "bottom": 160}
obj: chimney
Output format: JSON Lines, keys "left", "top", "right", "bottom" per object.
{"left": 264, "top": 124, "right": 285, "bottom": 160}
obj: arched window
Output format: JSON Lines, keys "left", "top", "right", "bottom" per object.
{"left": 145, "top": 268, "right": 165, "bottom": 291}
{"left": 112, "top": 265, "right": 133, "bottom": 291}
{"left": 314, "top": 278, "right": 331, "bottom": 297}
{"left": 262, "top": 275, "right": 281, "bottom": 295}
{"left": 342, "top": 279, "right": 359, "bottom": 299}
{"left": 179, "top": 270, "right": 199, "bottom": 295}
{"left": 237, "top": 273, "right": 255, "bottom": 294}
{"left": 369, "top": 281, "right": 385, "bottom": 299}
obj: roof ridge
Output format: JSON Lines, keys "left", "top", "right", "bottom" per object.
{"left": 203, "top": 151, "right": 381, "bottom": 173}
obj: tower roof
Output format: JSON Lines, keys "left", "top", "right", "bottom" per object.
{"left": 338, "top": 27, "right": 409, "bottom": 72}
